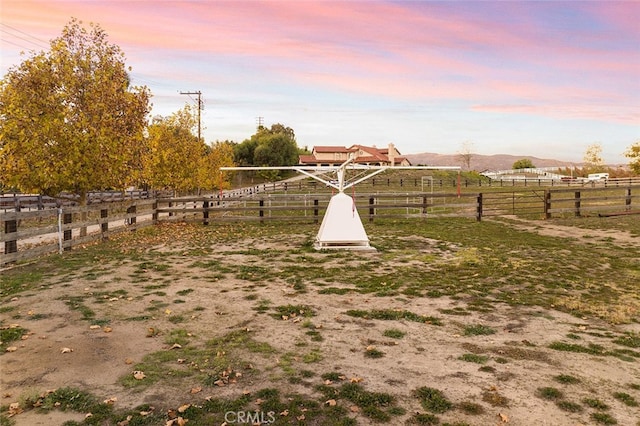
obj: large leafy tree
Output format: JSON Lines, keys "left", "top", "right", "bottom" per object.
{"left": 198, "top": 140, "right": 235, "bottom": 192}
{"left": 624, "top": 141, "right": 640, "bottom": 175}
{"left": 233, "top": 123, "right": 298, "bottom": 166}
{"left": 0, "top": 19, "right": 151, "bottom": 202}
{"left": 232, "top": 123, "right": 299, "bottom": 180}
{"left": 142, "top": 105, "right": 203, "bottom": 192}
{"left": 512, "top": 158, "right": 535, "bottom": 170}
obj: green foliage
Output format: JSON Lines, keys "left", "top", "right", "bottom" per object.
{"left": 0, "top": 326, "right": 27, "bottom": 352}
{"left": 624, "top": 141, "right": 640, "bottom": 174}
{"left": 582, "top": 398, "right": 610, "bottom": 410}
{"left": 590, "top": 412, "right": 618, "bottom": 425}
{"left": 232, "top": 123, "right": 299, "bottom": 179}
{"left": 413, "top": 386, "right": 453, "bottom": 413}
{"left": 463, "top": 324, "right": 496, "bottom": 336}
{"left": 0, "top": 18, "right": 151, "bottom": 201}
{"left": 553, "top": 374, "right": 581, "bottom": 384}
{"left": 382, "top": 328, "right": 406, "bottom": 339}
{"left": 536, "top": 387, "right": 563, "bottom": 401}
{"left": 612, "top": 392, "right": 638, "bottom": 407}
{"left": 345, "top": 309, "right": 442, "bottom": 325}
{"left": 512, "top": 158, "right": 535, "bottom": 169}
{"left": 458, "top": 353, "right": 489, "bottom": 364}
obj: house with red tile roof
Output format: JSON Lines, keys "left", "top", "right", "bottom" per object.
{"left": 299, "top": 143, "right": 411, "bottom": 166}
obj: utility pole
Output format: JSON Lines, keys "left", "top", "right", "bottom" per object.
{"left": 180, "top": 91, "right": 202, "bottom": 143}
{"left": 256, "top": 116, "right": 264, "bottom": 130}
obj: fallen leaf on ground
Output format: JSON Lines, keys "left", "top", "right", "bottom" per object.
{"left": 103, "top": 327, "right": 113, "bottom": 333}
{"left": 8, "top": 402, "right": 22, "bottom": 417}
{"left": 171, "top": 343, "right": 182, "bottom": 349}
{"left": 60, "top": 347, "right": 73, "bottom": 354}
{"left": 499, "top": 412, "right": 509, "bottom": 423}
{"left": 6, "top": 347, "right": 17, "bottom": 353}
{"left": 104, "top": 397, "right": 117, "bottom": 404}
{"left": 90, "top": 325, "right": 101, "bottom": 330}
{"left": 325, "top": 399, "right": 336, "bottom": 406}
{"left": 189, "top": 387, "right": 202, "bottom": 394}
{"left": 133, "top": 371, "right": 146, "bottom": 380}
{"left": 178, "top": 404, "right": 190, "bottom": 413}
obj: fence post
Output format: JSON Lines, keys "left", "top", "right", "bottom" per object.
{"left": 422, "top": 196, "right": 427, "bottom": 215}
{"left": 544, "top": 190, "right": 551, "bottom": 219}
{"left": 203, "top": 200, "right": 210, "bottom": 225}
{"left": 127, "top": 205, "right": 137, "bottom": 228}
{"left": 4, "top": 217, "right": 17, "bottom": 256}
{"left": 259, "top": 199, "right": 264, "bottom": 224}
{"left": 626, "top": 188, "right": 632, "bottom": 211}
{"left": 574, "top": 191, "right": 581, "bottom": 217}
{"left": 369, "top": 196, "right": 375, "bottom": 222}
{"left": 63, "top": 212, "right": 72, "bottom": 251}
{"left": 313, "top": 199, "right": 319, "bottom": 224}
{"left": 476, "top": 193, "right": 483, "bottom": 222}
{"left": 152, "top": 200, "right": 158, "bottom": 224}
{"left": 100, "top": 209, "right": 108, "bottom": 240}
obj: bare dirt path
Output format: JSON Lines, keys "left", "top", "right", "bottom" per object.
{"left": 492, "top": 215, "right": 640, "bottom": 247}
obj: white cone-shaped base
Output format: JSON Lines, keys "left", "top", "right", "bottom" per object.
{"left": 314, "top": 193, "right": 374, "bottom": 250}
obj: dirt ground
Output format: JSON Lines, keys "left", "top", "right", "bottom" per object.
{"left": 1, "top": 219, "right": 640, "bottom": 426}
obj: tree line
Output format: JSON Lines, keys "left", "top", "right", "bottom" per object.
{"left": 0, "top": 19, "right": 305, "bottom": 203}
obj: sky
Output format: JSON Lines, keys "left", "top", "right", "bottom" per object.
{"left": 1, "top": 0, "right": 639, "bottom": 164}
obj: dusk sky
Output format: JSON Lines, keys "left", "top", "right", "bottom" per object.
{"left": 1, "top": 1, "right": 639, "bottom": 164}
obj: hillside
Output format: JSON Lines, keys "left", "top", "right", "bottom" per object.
{"left": 405, "top": 152, "right": 577, "bottom": 171}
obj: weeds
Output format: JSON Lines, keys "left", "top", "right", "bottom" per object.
{"left": 345, "top": 309, "right": 442, "bottom": 325}
{"left": 463, "top": 324, "right": 496, "bottom": 336}
{"left": 413, "top": 387, "right": 453, "bottom": 413}
{"left": 458, "top": 353, "right": 489, "bottom": 364}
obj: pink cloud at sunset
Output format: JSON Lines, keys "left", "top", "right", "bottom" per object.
{"left": 1, "top": 0, "right": 638, "bottom": 163}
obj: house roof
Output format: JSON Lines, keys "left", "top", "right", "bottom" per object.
{"left": 313, "top": 146, "right": 352, "bottom": 153}
{"left": 300, "top": 144, "right": 410, "bottom": 166}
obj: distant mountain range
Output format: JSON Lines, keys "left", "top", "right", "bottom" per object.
{"left": 404, "top": 152, "right": 579, "bottom": 171}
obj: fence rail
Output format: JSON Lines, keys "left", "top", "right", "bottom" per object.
{"left": 2, "top": 185, "right": 638, "bottom": 266}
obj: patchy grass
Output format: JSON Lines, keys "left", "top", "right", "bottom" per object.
{"left": 2, "top": 217, "right": 640, "bottom": 425}
{"left": 364, "top": 347, "right": 385, "bottom": 358}
{"left": 382, "top": 328, "right": 406, "bottom": 339}
{"left": 413, "top": 387, "right": 453, "bottom": 414}
{"left": 553, "top": 374, "right": 581, "bottom": 384}
{"left": 463, "top": 324, "right": 496, "bottom": 336}
{"left": 612, "top": 392, "right": 638, "bottom": 407}
{"left": 345, "top": 309, "right": 442, "bottom": 325}
{"left": 536, "top": 387, "right": 564, "bottom": 401}
{"left": 458, "top": 353, "right": 489, "bottom": 364}
{"left": 591, "top": 412, "right": 618, "bottom": 425}
{"left": 583, "top": 398, "right": 610, "bottom": 410}
{"left": 556, "top": 400, "right": 583, "bottom": 413}
{"left": 0, "top": 325, "right": 28, "bottom": 352}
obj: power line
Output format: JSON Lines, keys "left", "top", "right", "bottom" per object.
{"left": 0, "top": 23, "right": 49, "bottom": 50}
{"left": 180, "top": 91, "right": 203, "bottom": 143}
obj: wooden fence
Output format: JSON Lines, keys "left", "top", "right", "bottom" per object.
{"left": 2, "top": 186, "right": 638, "bottom": 266}
{"left": 1, "top": 200, "right": 156, "bottom": 265}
